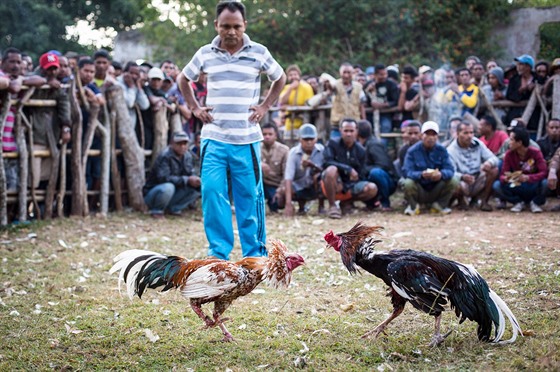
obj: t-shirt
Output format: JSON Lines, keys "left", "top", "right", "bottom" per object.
{"left": 479, "top": 130, "right": 509, "bottom": 155}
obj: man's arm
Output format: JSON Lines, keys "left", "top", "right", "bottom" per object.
{"left": 249, "top": 72, "right": 287, "bottom": 122}
{"left": 177, "top": 72, "right": 213, "bottom": 124}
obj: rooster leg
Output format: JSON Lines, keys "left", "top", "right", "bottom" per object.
{"left": 212, "top": 301, "right": 235, "bottom": 342}
{"left": 190, "top": 301, "right": 215, "bottom": 328}
{"left": 362, "top": 306, "right": 404, "bottom": 339}
{"left": 428, "top": 314, "right": 452, "bottom": 347}
{"left": 217, "top": 321, "right": 234, "bottom": 342}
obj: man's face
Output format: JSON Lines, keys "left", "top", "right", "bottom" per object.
{"left": 161, "top": 62, "right": 175, "bottom": 78}
{"left": 488, "top": 73, "right": 499, "bottom": 87}
{"left": 422, "top": 130, "right": 438, "bottom": 149}
{"left": 402, "top": 73, "right": 414, "bottom": 86}
{"left": 486, "top": 61, "right": 497, "bottom": 71}
{"left": 95, "top": 57, "right": 110, "bottom": 75}
{"left": 355, "top": 74, "right": 366, "bottom": 86}
{"left": 341, "top": 121, "right": 357, "bottom": 147}
{"left": 407, "top": 126, "right": 421, "bottom": 145}
{"left": 459, "top": 70, "right": 471, "bottom": 85}
{"left": 287, "top": 69, "right": 300, "bottom": 83}
{"left": 536, "top": 65, "right": 548, "bottom": 79}
{"left": 262, "top": 127, "right": 277, "bottom": 146}
{"left": 457, "top": 124, "right": 474, "bottom": 148}
{"left": 171, "top": 140, "right": 189, "bottom": 157}
{"left": 300, "top": 137, "right": 316, "bottom": 153}
{"left": 79, "top": 63, "right": 95, "bottom": 85}
{"left": 306, "top": 77, "right": 318, "bottom": 91}
{"left": 508, "top": 132, "right": 521, "bottom": 151}
{"left": 215, "top": 9, "right": 246, "bottom": 51}
{"left": 149, "top": 78, "right": 162, "bottom": 90}
{"left": 339, "top": 65, "right": 353, "bottom": 84}
{"left": 2, "top": 52, "right": 22, "bottom": 77}
{"left": 445, "top": 71, "right": 455, "bottom": 84}
{"left": 68, "top": 57, "right": 78, "bottom": 72}
{"left": 466, "top": 58, "right": 477, "bottom": 70}
{"left": 374, "top": 69, "right": 388, "bottom": 84}
{"left": 478, "top": 119, "right": 491, "bottom": 136}
{"left": 546, "top": 120, "right": 560, "bottom": 141}
{"left": 471, "top": 64, "right": 484, "bottom": 79}
{"left": 516, "top": 62, "right": 530, "bottom": 76}
{"left": 45, "top": 66, "right": 59, "bottom": 79}
{"left": 58, "top": 57, "right": 71, "bottom": 79}
{"left": 128, "top": 66, "right": 140, "bottom": 82}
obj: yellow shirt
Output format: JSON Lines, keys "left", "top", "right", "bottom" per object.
{"left": 280, "top": 81, "right": 315, "bottom": 131}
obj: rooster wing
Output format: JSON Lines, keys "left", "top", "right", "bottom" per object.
{"left": 180, "top": 261, "right": 254, "bottom": 300}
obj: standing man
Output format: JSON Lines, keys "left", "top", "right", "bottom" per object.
{"left": 327, "top": 62, "right": 365, "bottom": 139}
{"left": 177, "top": 1, "right": 286, "bottom": 260}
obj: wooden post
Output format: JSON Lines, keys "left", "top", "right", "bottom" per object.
{"left": 110, "top": 107, "right": 123, "bottom": 211}
{"left": 43, "top": 118, "right": 60, "bottom": 220}
{"left": 478, "top": 87, "right": 505, "bottom": 130}
{"left": 57, "top": 143, "right": 67, "bottom": 217}
{"left": 521, "top": 88, "right": 538, "bottom": 125}
{"left": 169, "top": 112, "right": 182, "bottom": 133}
{"left": 98, "top": 104, "right": 111, "bottom": 216}
{"left": 151, "top": 107, "right": 168, "bottom": 166}
{"left": 0, "top": 92, "right": 10, "bottom": 225}
{"left": 552, "top": 75, "right": 560, "bottom": 119}
{"left": 69, "top": 79, "right": 86, "bottom": 217}
{"left": 105, "top": 85, "right": 146, "bottom": 212}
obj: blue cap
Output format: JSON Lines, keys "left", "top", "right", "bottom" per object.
{"left": 365, "top": 66, "right": 375, "bottom": 75}
{"left": 514, "top": 54, "right": 534, "bottom": 69}
{"left": 47, "top": 50, "right": 62, "bottom": 57}
{"left": 299, "top": 123, "right": 317, "bottom": 139}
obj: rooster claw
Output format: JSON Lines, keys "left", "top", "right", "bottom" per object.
{"left": 429, "top": 330, "right": 452, "bottom": 347}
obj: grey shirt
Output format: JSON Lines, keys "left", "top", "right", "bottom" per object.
{"left": 447, "top": 137, "right": 498, "bottom": 178}
{"left": 284, "top": 143, "right": 325, "bottom": 192}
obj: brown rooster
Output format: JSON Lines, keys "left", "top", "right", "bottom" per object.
{"left": 325, "top": 222, "right": 522, "bottom": 346}
{"left": 109, "top": 240, "right": 304, "bottom": 341}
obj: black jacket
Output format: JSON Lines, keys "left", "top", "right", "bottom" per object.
{"left": 324, "top": 138, "right": 367, "bottom": 191}
{"left": 143, "top": 147, "right": 196, "bottom": 195}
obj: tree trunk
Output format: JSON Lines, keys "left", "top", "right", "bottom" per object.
{"left": 151, "top": 108, "right": 168, "bottom": 167}
{"left": 43, "top": 118, "right": 60, "bottom": 220}
{"left": 552, "top": 75, "right": 560, "bottom": 119}
{"left": 110, "top": 107, "right": 123, "bottom": 211}
{"left": 169, "top": 112, "right": 182, "bottom": 133}
{"left": 105, "top": 85, "right": 146, "bottom": 212}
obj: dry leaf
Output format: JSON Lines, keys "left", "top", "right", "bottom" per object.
{"left": 144, "top": 328, "right": 160, "bottom": 343}
{"left": 299, "top": 341, "right": 309, "bottom": 354}
{"left": 65, "top": 323, "right": 83, "bottom": 334}
{"left": 340, "top": 303, "right": 354, "bottom": 312}
{"left": 58, "top": 240, "right": 69, "bottom": 249}
{"left": 522, "top": 329, "right": 536, "bottom": 337}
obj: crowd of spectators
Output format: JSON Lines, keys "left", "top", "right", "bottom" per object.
{"left": 1, "top": 45, "right": 559, "bottom": 219}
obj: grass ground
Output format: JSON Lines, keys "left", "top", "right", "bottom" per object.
{"left": 0, "top": 207, "right": 559, "bottom": 371}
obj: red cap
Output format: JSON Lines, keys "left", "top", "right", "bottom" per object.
{"left": 39, "top": 53, "right": 60, "bottom": 70}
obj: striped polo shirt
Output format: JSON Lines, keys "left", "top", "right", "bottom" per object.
{"left": 183, "top": 34, "right": 283, "bottom": 144}
{"left": 0, "top": 69, "right": 17, "bottom": 152}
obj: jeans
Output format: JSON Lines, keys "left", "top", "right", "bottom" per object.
{"left": 368, "top": 168, "right": 396, "bottom": 207}
{"left": 263, "top": 184, "right": 279, "bottom": 212}
{"left": 492, "top": 180, "right": 547, "bottom": 205}
{"left": 144, "top": 182, "right": 200, "bottom": 214}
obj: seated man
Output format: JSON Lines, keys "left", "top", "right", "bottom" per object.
{"left": 493, "top": 126, "right": 547, "bottom": 213}
{"left": 322, "top": 118, "right": 378, "bottom": 219}
{"left": 143, "top": 131, "right": 201, "bottom": 218}
{"left": 260, "top": 122, "right": 289, "bottom": 213}
{"left": 281, "top": 123, "right": 325, "bottom": 217}
{"left": 537, "top": 118, "right": 560, "bottom": 162}
{"left": 478, "top": 115, "right": 509, "bottom": 155}
{"left": 396, "top": 120, "right": 422, "bottom": 178}
{"left": 357, "top": 120, "right": 398, "bottom": 211}
{"left": 447, "top": 121, "right": 499, "bottom": 211}
{"left": 402, "top": 121, "right": 458, "bottom": 215}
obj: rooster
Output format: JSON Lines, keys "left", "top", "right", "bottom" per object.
{"left": 109, "top": 240, "right": 304, "bottom": 342}
{"left": 324, "top": 222, "right": 522, "bottom": 346}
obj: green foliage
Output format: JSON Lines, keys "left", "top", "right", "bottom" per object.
{"left": 0, "top": 0, "right": 149, "bottom": 59}
{"left": 143, "top": 0, "right": 512, "bottom": 74}
{"left": 538, "top": 22, "right": 560, "bottom": 61}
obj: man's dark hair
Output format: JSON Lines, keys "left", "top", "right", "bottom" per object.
{"left": 456, "top": 67, "right": 470, "bottom": 75}
{"left": 456, "top": 121, "right": 472, "bottom": 134}
{"left": 261, "top": 122, "right": 278, "bottom": 136}
{"left": 357, "top": 120, "right": 373, "bottom": 139}
{"left": 353, "top": 63, "right": 363, "bottom": 71}
{"left": 216, "top": 1, "right": 246, "bottom": 20}
{"left": 112, "top": 61, "right": 123, "bottom": 70}
{"left": 511, "top": 127, "right": 530, "bottom": 147}
{"left": 405, "top": 120, "right": 422, "bottom": 129}
{"left": 93, "top": 49, "right": 111, "bottom": 61}
{"left": 374, "top": 64, "right": 386, "bottom": 72}
{"left": 402, "top": 65, "right": 418, "bottom": 78}
{"left": 2, "top": 47, "right": 21, "bottom": 60}
{"left": 160, "top": 59, "right": 175, "bottom": 67}
{"left": 339, "top": 118, "right": 357, "bottom": 127}
{"left": 124, "top": 61, "right": 138, "bottom": 72}
{"left": 482, "top": 115, "right": 497, "bottom": 131}
{"left": 78, "top": 58, "right": 94, "bottom": 69}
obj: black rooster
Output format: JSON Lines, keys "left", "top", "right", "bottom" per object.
{"left": 324, "top": 222, "right": 522, "bottom": 346}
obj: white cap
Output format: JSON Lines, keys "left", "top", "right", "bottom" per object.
{"left": 419, "top": 65, "right": 432, "bottom": 75}
{"left": 421, "top": 121, "right": 439, "bottom": 134}
{"left": 148, "top": 67, "right": 165, "bottom": 80}
{"left": 319, "top": 72, "right": 337, "bottom": 86}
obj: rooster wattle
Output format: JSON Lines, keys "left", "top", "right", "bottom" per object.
{"left": 109, "top": 240, "right": 304, "bottom": 342}
{"left": 324, "top": 222, "right": 522, "bottom": 346}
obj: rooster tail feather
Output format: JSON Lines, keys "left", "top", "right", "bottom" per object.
{"left": 488, "top": 289, "right": 522, "bottom": 344}
{"left": 110, "top": 250, "right": 188, "bottom": 299}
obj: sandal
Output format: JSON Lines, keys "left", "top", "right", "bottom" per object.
{"left": 327, "top": 206, "right": 342, "bottom": 219}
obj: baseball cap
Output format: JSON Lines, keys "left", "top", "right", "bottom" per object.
{"left": 365, "top": 66, "right": 375, "bottom": 75}
{"left": 148, "top": 67, "right": 164, "bottom": 80}
{"left": 514, "top": 54, "right": 535, "bottom": 69}
{"left": 421, "top": 121, "right": 439, "bottom": 134}
{"left": 39, "top": 53, "right": 60, "bottom": 70}
{"left": 551, "top": 58, "right": 560, "bottom": 71}
{"left": 419, "top": 65, "right": 432, "bottom": 75}
{"left": 172, "top": 131, "right": 190, "bottom": 143}
{"left": 299, "top": 123, "right": 317, "bottom": 139}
